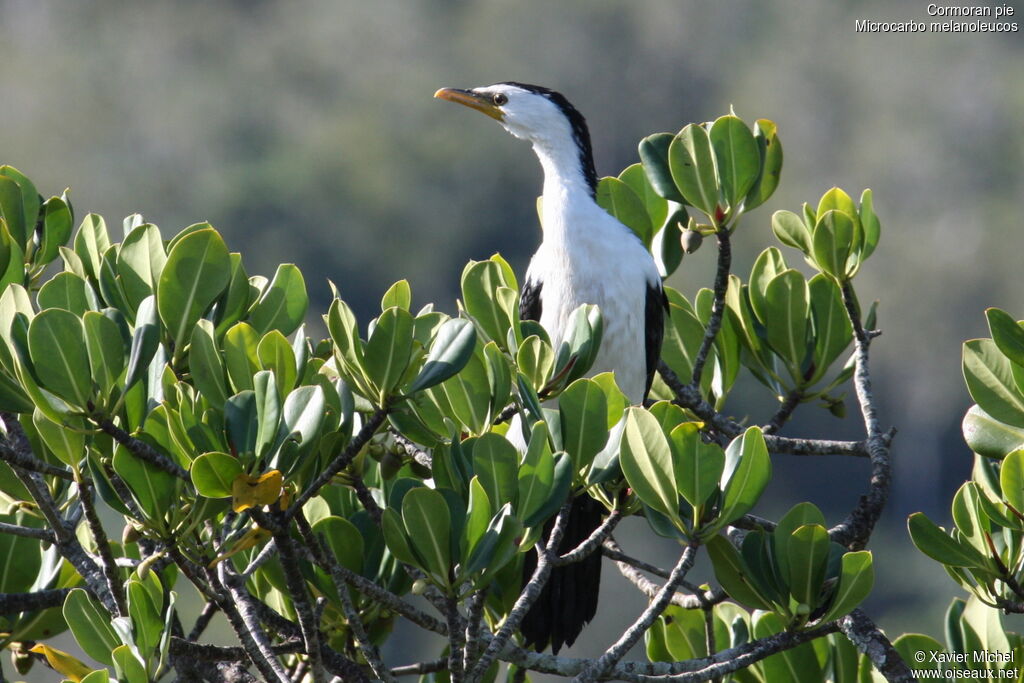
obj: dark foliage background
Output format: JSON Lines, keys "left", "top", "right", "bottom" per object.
{"left": 2, "top": 0, "right": 1023, "bottom": 678}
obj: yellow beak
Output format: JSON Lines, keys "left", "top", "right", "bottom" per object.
{"left": 434, "top": 87, "right": 504, "bottom": 121}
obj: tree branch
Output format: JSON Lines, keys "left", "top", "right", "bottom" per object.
{"left": 97, "top": 418, "right": 188, "bottom": 479}
{"left": 0, "top": 414, "right": 74, "bottom": 481}
{"left": 214, "top": 563, "right": 292, "bottom": 683}
{"left": 690, "top": 230, "right": 732, "bottom": 385}
{"left": 555, "top": 509, "right": 622, "bottom": 566}
{"left": 273, "top": 523, "right": 326, "bottom": 682}
{"left": 0, "top": 519, "right": 53, "bottom": 541}
{"left": 391, "top": 658, "right": 448, "bottom": 677}
{"left": 576, "top": 540, "right": 700, "bottom": 681}
{"left": 603, "top": 540, "right": 727, "bottom": 609}
{"left": 79, "top": 477, "right": 128, "bottom": 616}
{"left": 764, "top": 388, "right": 803, "bottom": 435}
{"left": 0, "top": 587, "right": 72, "bottom": 615}
{"left": 838, "top": 609, "right": 914, "bottom": 682}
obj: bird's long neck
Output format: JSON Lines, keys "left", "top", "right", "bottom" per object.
{"left": 533, "top": 135, "right": 598, "bottom": 242}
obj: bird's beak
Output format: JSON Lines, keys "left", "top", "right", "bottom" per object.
{"left": 434, "top": 88, "right": 504, "bottom": 121}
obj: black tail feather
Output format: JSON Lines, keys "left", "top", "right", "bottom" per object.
{"left": 520, "top": 495, "right": 604, "bottom": 654}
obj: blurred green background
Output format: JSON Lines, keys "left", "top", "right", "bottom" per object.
{"left": 3, "top": 0, "right": 1024, "bottom": 678}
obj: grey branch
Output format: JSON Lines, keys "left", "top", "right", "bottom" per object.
{"left": 468, "top": 502, "right": 573, "bottom": 682}
{"left": 0, "top": 416, "right": 74, "bottom": 481}
{"left": 764, "top": 388, "right": 804, "bottom": 434}
{"left": 79, "top": 478, "right": 128, "bottom": 616}
{"left": 690, "top": 230, "right": 732, "bottom": 385}
{"left": 839, "top": 609, "right": 915, "bottom": 682}
{"left": 0, "top": 588, "right": 72, "bottom": 615}
{"left": 575, "top": 540, "right": 700, "bottom": 681}
{"left": 97, "top": 418, "right": 189, "bottom": 479}
{"left": 604, "top": 540, "right": 726, "bottom": 609}
{"left": 391, "top": 658, "right": 448, "bottom": 677}
{"left": 0, "top": 519, "right": 53, "bottom": 541}
{"left": 215, "top": 562, "right": 292, "bottom": 683}
{"left": 273, "top": 524, "right": 327, "bottom": 682}
{"left": 555, "top": 509, "right": 622, "bottom": 566}
{"left": 168, "top": 636, "right": 304, "bottom": 661}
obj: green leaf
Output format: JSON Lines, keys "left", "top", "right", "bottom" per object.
{"left": 753, "top": 611, "right": 823, "bottom": 681}
{"left": 465, "top": 477, "right": 493, "bottom": 558}
{"left": 274, "top": 385, "right": 325, "bottom": 471}
{"left": 772, "top": 210, "right": 812, "bottom": 255}
{"left": 908, "top": 512, "right": 989, "bottom": 568}
{"left": 189, "top": 319, "right": 228, "bottom": 408}
{"left": 963, "top": 405, "right": 1024, "bottom": 459}
{"left": 744, "top": 119, "right": 784, "bottom": 210}
{"left": 126, "top": 579, "right": 163, "bottom": 657}
{"left": 706, "top": 535, "right": 774, "bottom": 611}
{"left": 619, "top": 407, "right": 680, "bottom": 526}
{"left": 257, "top": 329, "right": 297, "bottom": 400}
{"left": 986, "top": 308, "right": 1024, "bottom": 368}
{"left": 224, "top": 322, "right": 261, "bottom": 393}
{"left": 28, "top": 308, "right": 91, "bottom": 408}
{"left": 38, "top": 195, "right": 73, "bottom": 267}
{"left": 709, "top": 115, "right": 759, "bottom": 210}
{"left": 638, "top": 132, "right": 686, "bottom": 203}
{"left": 0, "top": 511, "right": 42, "bottom": 593}
{"left": 669, "top": 124, "right": 720, "bottom": 219}
{"left": 764, "top": 270, "right": 809, "bottom": 372}
{"left": 820, "top": 551, "right": 875, "bottom": 622}
{"left": 559, "top": 378, "right": 609, "bottom": 471}
{"left": 38, "top": 272, "right": 96, "bottom": 316}
{"left": 717, "top": 427, "right": 771, "bottom": 528}
{"left": 461, "top": 260, "right": 515, "bottom": 347}
{"left": 669, "top": 422, "right": 724, "bottom": 509}
{"left": 1000, "top": 450, "right": 1024, "bottom": 514}
{"left": 248, "top": 263, "right": 308, "bottom": 336}
{"left": 748, "top": 247, "right": 787, "bottom": 325}
{"left": 83, "top": 311, "right": 126, "bottom": 397}
{"left": 0, "top": 174, "right": 27, "bottom": 250}
{"left": 472, "top": 433, "right": 519, "bottom": 509}
{"left": 64, "top": 588, "right": 120, "bottom": 666}
{"left": 773, "top": 502, "right": 826, "bottom": 590}
{"left": 596, "top": 176, "right": 654, "bottom": 247}
{"left": 190, "top": 452, "right": 243, "bottom": 498}
{"left": 963, "top": 338, "right": 1024, "bottom": 428}
{"left": 808, "top": 275, "right": 852, "bottom": 383}
{"left": 517, "top": 335, "right": 554, "bottom": 393}
{"left": 74, "top": 214, "right": 111, "bottom": 281}
{"left": 124, "top": 298, "right": 161, "bottom": 401}
{"left": 787, "top": 524, "right": 830, "bottom": 608}
{"left": 156, "top": 228, "right": 231, "bottom": 356}
{"left": 364, "top": 307, "right": 414, "bottom": 402}
{"left": 381, "top": 279, "right": 412, "bottom": 311}
{"left": 859, "top": 189, "right": 881, "bottom": 261}
{"left": 619, "top": 162, "right": 669, "bottom": 229}
{"left": 812, "top": 210, "right": 857, "bottom": 281}
{"left": 113, "top": 443, "right": 178, "bottom": 520}
{"left": 32, "top": 409, "right": 86, "bottom": 467}
{"left": 117, "top": 223, "right": 167, "bottom": 313}
{"left": 313, "top": 516, "right": 364, "bottom": 576}
{"left": 254, "top": 371, "right": 280, "bottom": 458}
{"left": 402, "top": 487, "right": 452, "bottom": 584}
{"left": 381, "top": 508, "right": 418, "bottom": 567}
{"left": 0, "top": 167, "right": 38, "bottom": 241}
{"left": 214, "top": 253, "right": 251, "bottom": 335}
{"left": 112, "top": 645, "right": 148, "bottom": 683}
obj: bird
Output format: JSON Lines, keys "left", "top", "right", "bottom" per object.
{"left": 435, "top": 82, "right": 666, "bottom": 653}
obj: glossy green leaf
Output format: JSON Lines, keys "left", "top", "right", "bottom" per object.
{"left": 28, "top": 308, "right": 91, "bottom": 407}
{"left": 773, "top": 502, "right": 826, "bottom": 588}
{"left": 0, "top": 511, "right": 43, "bottom": 593}
{"left": 381, "top": 507, "right": 418, "bottom": 567}
{"left": 253, "top": 370, "right": 280, "bottom": 458}
{"left": 224, "top": 322, "right": 261, "bottom": 393}
{"left": 402, "top": 487, "right": 452, "bottom": 584}
{"left": 619, "top": 162, "right": 669, "bottom": 229}
{"left": 999, "top": 450, "right": 1024, "bottom": 514}
{"left": 986, "top": 307, "right": 1024, "bottom": 368}
{"left": 213, "top": 253, "right": 250, "bottom": 335}
{"left": 620, "top": 407, "right": 680, "bottom": 525}
{"left": 83, "top": 311, "right": 126, "bottom": 397}
{"left": 706, "top": 535, "right": 773, "bottom": 611}
{"left": 669, "top": 124, "right": 719, "bottom": 218}
{"left": 156, "top": 228, "right": 231, "bottom": 355}
{"left": 313, "top": 515, "right": 364, "bottom": 576}
{"left": 112, "top": 645, "right": 147, "bottom": 683}
{"left": 718, "top": 427, "right": 771, "bottom": 527}
{"left": 472, "top": 433, "right": 519, "bottom": 509}
{"left": 64, "top": 588, "right": 120, "bottom": 666}
{"left": 126, "top": 579, "right": 163, "bottom": 657}
{"left": 964, "top": 338, "right": 1024, "bottom": 428}
{"left": 787, "top": 524, "right": 830, "bottom": 607}
{"left": 275, "top": 385, "right": 325, "bottom": 461}
{"left": 37, "top": 272, "right": 96, "bottom": 316}
{"left": 188, "top": 319, "right": 228, "bottom": 408}
{"left": 596, "top": 176, "right": 653, "bottom": 246}
{"left": 962, "top": 406, "right": 1024, "bottom": 460}
{"left": 37, "top": 194, "right": 73, "bottom": 269}
{"left": 248, "top": 263, "right": 308, "bottom": 336}
{"left": 117, "top": 224, "right": 167, "bottom": 312}
{"left": 745, "top": 119, "right": 783, "bottom": 210}
{"left": 465, "top": 476, "right": 493, "bottom": 557}
{"left": 638, "top": 132, "right": 685, "bottom": 203}
{"left": 764, "top": 270, "right": 808, "bottom": 372}
{"left": 908, "top": 512, "right": 988, "bottom": 568}
{"left": 74, "top": 214, "right": 111, "bottom": 281}
{"left": 749, "top": 247, "right": 787, "bottom": 326}
{"left": 808, "top": 275, "right": 852, "bottom": 383}
{"left": 32, "top": 409, "right": 86, "bottom": 467}
{"left": 669, "top": 422, "right": 723, "bottom": 509}
{"left": 820, "top": 551, "right": 875, "bottom": 622}
{"left": 257, "top": 329, "right": 297, "bottom": 400}
{"left": 710, "top": 115, "right": 759, "bottom": 209}
{"left": 753, "top": 611, "right": 823, "bottom": 681}
{"left": 407, "top": 318, "right": 476, "bottom": 394}
{"left": 124, "top": 295, "right": 160, "bottom": 391}
{"left": 113, "top": 443, "right": 178, "bottom": 520}
{"left": 364, "top": 307, "right": 414, "bottom": 402}
{"left": 859, "top": 189, "right": 881, "bottom": 261}
{"left": 190, "top": 452, "right": 243, "bottom": 498}
{"left": 559, "top": 378, "right": 608, "bottom": 471}
{"left": 0, "top": 175, "right": 27, "bottom": 251}
{"left": 461, "top": 259, "right": 515, "bottom": 347}
{"left": 812, "top": 210, "right": 857, "bottom": 280}
{"left": 772, "top": 210, "right": 812, "bottom": 255}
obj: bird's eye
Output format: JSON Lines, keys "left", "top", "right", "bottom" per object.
{"left": 493, "top": 93, "right": 508, "bottom": 106}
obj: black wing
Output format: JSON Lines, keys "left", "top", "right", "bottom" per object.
{"left": 644, "top": 280, "right": 668, "bottom": 398}
{"left": 520, "top": 277, "right": 543, "bottom": 323}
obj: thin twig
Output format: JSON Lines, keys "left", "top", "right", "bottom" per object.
{"left": 214, "top": 563, "right": 291, "bottom": 683}
{"left": 555, "top": 509, "right": 622, "bottom": 566}
{"left": 446, "top": 596, "right": 466, "bottom": 683}
{"left": 168, "top": 637, "right": 304, "bottom": 661}
{"left": 0, "top": 419, "right": 75, "bottom": 481}
{"left": 391, "top": 658, "right": 448, "bottom": 677}
{"left": 690, "top": 230, "right": 732, "bottom": 385}
{"left": 0, "top": 588, "right": 72, "bottom": 615}
{"left": 274, "top": 524, "right": 326, "bottom": 682}
{"left": 188, "top": 601, "right": 220, "bottom": 641}
{"left": 79, "top": 478, "right": 128, "bottom": 616}
{"left": 389, "top": 429, "right": 433, "bottom": 469}
{"left": 0, "top": 519, "right": 53, "bottom": 541}
{"left": 764, "top": 388, "right": 803, "bottom": 435}
{"left": 575, "top": 540, "right": 700, "bottom": 681}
